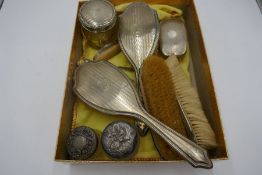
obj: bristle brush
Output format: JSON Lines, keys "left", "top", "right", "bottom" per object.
{"left": 165, "top": 55, "right": 218, "bottom": 149}
{"left": 140, "top": 55, "right": 188, "bottom": 160}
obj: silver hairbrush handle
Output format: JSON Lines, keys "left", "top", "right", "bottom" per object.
{"left": 137, "top": 108, "right": 213, "bottom": 168}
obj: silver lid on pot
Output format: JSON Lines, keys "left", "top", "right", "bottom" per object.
{"left": 78, "top": 0, "right": 117, "bottom": 33}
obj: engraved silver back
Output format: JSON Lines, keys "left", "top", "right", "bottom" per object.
{"left": 160, "top": 18, "right": 187, "bottom": 56}
{"left": 118, "top": 2, "right": 159, "bottom": 71}
{"left": 78, "top": 0, "right": 117, "bottom": 32}
{"left": 73, "top": 61, "right": 142, "bottom": 115}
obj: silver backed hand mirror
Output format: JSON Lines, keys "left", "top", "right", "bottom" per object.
{"left": 73, "top": 61, "right": 212, "bottom": 168}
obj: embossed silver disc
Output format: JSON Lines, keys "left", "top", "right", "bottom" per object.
{"left": 67, "top": 126, "right": 98, "bottom": 160}
{"left": 102, "top": 121, "right": 139, "bottom": 159}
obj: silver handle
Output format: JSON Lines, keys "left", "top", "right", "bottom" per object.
{"left": 137, "top": 108, "right": 213, "bottom": 168}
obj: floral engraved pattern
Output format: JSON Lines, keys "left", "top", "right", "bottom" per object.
{"left": 102, "top": 121, "right": 138, "bottom": 159}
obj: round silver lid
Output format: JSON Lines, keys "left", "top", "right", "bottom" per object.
{"left": 66, "top": 126, "right": 98, "bottom": 160}
{"left": 79, "top": 0, "right": 117, "bottom": 33}
{"left": 101, "top": 121, "right": 139, "bottom": 159}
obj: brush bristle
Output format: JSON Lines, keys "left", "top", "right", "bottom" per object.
{"left": 165, "top": 55, "right": 218, "bottom": 149}
{"left": 140, "top": 55, "right": 187, "bottom": 160}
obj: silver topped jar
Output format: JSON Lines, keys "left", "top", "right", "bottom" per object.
{"left": 66, "top": 126, "right": 98, "bottom": 160}
{"left": 79, "top": 0, "right": 117, "bottom": 48}
{"left": 101, "top": 121, "right": 139, "bottom": 159}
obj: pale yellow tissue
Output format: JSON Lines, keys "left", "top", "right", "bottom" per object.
{"left": 179, "top": 44, "right": 191, "bottom": 78}
{"left": 133, "top": 131, "right": 161, "bottom": 158}
{"left": 121, "top": 69, "right": 136, "bottom": 81}
{"left": 115, "top": 3, "right": 183, "bottom": 20}
{"left": 83, "top": 46, "right": 97, "bottom": 60}
{"left": 115, "top": 2, "right": 131, "bottom": 12}
{"left": 150, "top": 4, "right": 183, "bottom": 16}
{"left": 108, "top": 52, "right": 132, "bottom": 68}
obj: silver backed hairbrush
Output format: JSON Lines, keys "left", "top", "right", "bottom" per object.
{"left": 118, "top": 2, "right": 160, "bottom": 135}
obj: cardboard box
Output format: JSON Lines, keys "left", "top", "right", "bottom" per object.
{"left": 55, "top": 0, "right": 228, "bottom": 163}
